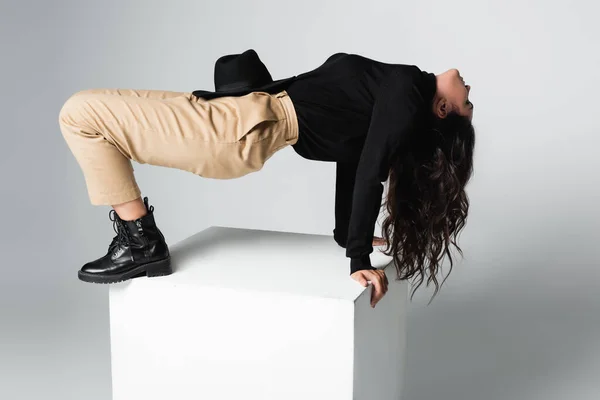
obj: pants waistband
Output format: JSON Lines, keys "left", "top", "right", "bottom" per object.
{"left": 275, "top": 90, "right": 299, "bottom": 145}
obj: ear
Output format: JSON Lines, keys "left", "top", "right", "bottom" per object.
{"left": 435, "top": 98, "right": 450, "bottom": 119}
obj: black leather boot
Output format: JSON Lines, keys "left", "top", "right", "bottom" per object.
{"left": 78, "top": 197, "right": 172, "bottom": 284}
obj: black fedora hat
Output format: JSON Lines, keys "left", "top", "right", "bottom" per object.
{"left": 192, "top": 49, "right": 296, "bottom": 100}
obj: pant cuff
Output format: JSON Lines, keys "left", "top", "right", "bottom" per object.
{"left": 89, "top": 186, "right": 142, "bottom": 206}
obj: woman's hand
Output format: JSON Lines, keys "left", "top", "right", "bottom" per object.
{"left": 350, "top": 269, "right": 389, "bottom": 308}
{"left": 372, "top": 236, "right": 387, "bottom": 246}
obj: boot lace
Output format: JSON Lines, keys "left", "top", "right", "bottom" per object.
{"left": 108, "top": 209, "right": 132, "bottom": 252}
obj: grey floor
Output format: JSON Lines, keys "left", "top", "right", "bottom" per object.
{"left": 3, "top": 271, "right": 599, "bottom": 400}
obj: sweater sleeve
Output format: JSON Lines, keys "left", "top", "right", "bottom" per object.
{"left": 345, "top": 71, "right": 423, "bottom": 275}
{"left": 333, "top": 159, "right": 360, "bottom": 248}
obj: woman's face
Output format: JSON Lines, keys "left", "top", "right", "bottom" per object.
{"left": 436, "top": 68, "right": 474, "bottom": 120}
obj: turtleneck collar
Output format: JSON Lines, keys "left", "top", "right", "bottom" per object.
{"left": 417, "top": 71, "right": 438, "bottom": 127}
{"left": 421, "top": 71, "right": 438, "bottom": 105}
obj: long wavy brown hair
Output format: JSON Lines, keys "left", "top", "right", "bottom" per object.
{"left": 380, "top": 111, "right": 476, "bottom": 303}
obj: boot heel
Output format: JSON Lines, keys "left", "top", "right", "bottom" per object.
{"left": 145, "top": 258, "right": 172, "bottom": 278}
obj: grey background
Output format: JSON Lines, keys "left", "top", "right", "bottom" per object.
{"left": 1, "top": 0, "right": 598, "bottom": 399}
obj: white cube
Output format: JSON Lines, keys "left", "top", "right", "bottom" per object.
{"left": 109, "top": 226, "right": 409, "bottom": 400}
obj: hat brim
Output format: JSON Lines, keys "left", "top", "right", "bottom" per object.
{"left": 192, "top": 76, "right": 296, "bottom": 100}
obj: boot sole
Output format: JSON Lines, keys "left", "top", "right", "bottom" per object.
{"left": 77, "top": 257, "right": 172, "bottom": 284}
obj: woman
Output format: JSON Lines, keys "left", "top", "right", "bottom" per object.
{"left": 59, "top": 51, "right": 475, "bottom": 306}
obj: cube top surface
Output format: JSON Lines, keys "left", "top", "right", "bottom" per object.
{"left": 118, "top": 226, "right": 394, "bottom": 301}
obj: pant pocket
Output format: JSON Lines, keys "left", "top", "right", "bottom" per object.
{"left": 234, "top": 92, "right": 282, "bottom": 143}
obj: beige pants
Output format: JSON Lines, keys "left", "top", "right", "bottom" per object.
{"left": 58, "top": 88, "right": 299, "bottom": 205}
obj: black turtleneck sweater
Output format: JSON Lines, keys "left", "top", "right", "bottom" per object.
{"left": 284, "top": 53, "right": 437, "bottom": 275}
